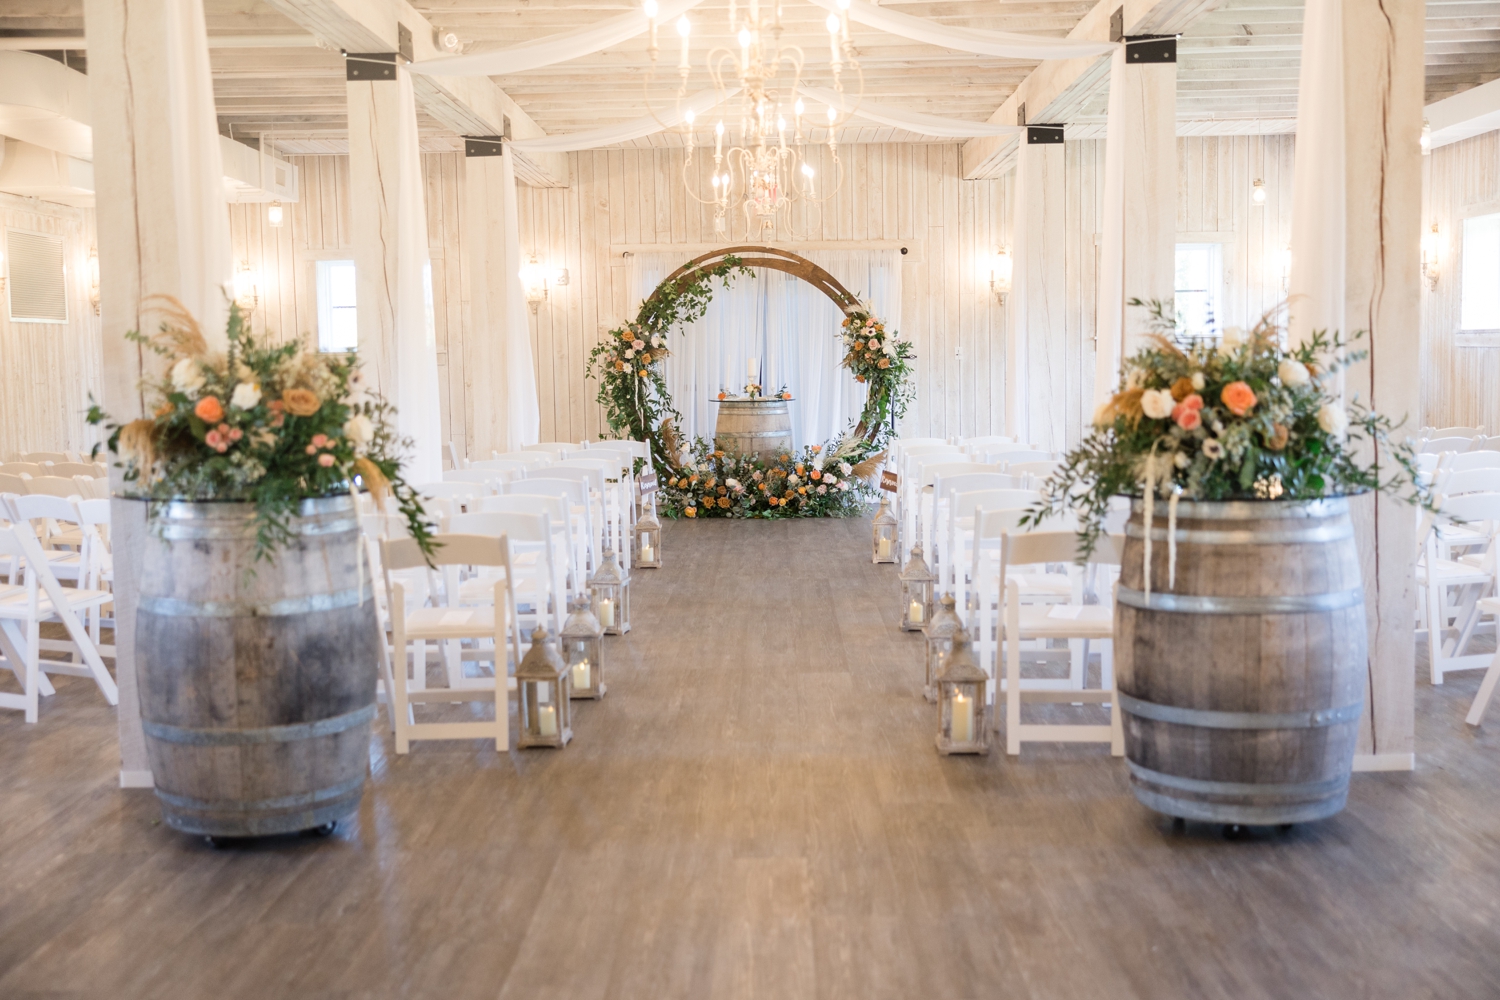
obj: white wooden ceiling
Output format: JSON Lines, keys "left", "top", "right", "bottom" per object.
{"left": 3, "top": 0, "right": 1500, "bottom": 154}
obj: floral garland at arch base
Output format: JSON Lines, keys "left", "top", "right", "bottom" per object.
{"left": 585, "top": 251, "right": 916, "bottom": 518}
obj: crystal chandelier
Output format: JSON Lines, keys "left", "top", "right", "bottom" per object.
{"left": 642, "top": 0, "right": 862, "bottom": 238}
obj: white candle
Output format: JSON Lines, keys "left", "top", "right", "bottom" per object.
{"left": 909, "top": 599, "right": 923, "bottom": 625}
{"left": 747, "top": 356, "right": 758, "bottom": 379}
{"left": 878, "top": 537, "right": 891, "bottom": 559}
{"left": 951, "top": 692, "right": 973, "bottom": 744}
{"left": 538, "top": 703, "right": 558, "bottom": 737}
{"left": 571, "top": 658, "right": 591, "bottom": 692}
{"left": 599, "top": 598, "right": 615, "bottom": 627}
{"left": 641, "top": 542, "right": 654, "bottom": 563}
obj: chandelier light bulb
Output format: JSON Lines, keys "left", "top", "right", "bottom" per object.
{"left": 739, "top": 27, "right": 752, "bottom": 47}
{"left": 825, "top": 12, "right": 840, "bottom": 33}
{"left": 795, "top": 98, "right": 805, "bottom": 116}
{"left": 712, "top": 174, "right": 721, "bottom": 188}
{"left": 685, "top": 108, "right": 696, "bottom": 124}
{"left": 827, "top": 105, "right": 837, "bottom": 123}
{"left": 643, "top": 0, "right": 658, "bottom": 17}
{"left": 677, "top": 14, "right": 691, "bottom": 36}
{"left": 778, "top": 116, "right": 786, "bottom": 131}
{"left": 716, "top": 120, "right": 725, "bottom": 137}
{"left": 801, "top": 163, "right": 814, "bottom": 178}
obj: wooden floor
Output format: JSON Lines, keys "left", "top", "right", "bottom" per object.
{"left": 3, "top": 516, "right": 1500, "bottom": 999}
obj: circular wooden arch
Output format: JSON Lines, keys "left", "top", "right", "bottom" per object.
{"left": 653, "top": 245, "right": 860, "bottom": 313}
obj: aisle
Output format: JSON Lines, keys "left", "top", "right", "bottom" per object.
{"left": 2, "top": 517, "right": 1499, "bottom": 999}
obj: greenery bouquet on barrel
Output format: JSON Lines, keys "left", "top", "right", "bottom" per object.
{"left": 89, "top": 296, "right": 431, "bottom": 558}
{"left": 1022, "top": 300, "right": 1430, "bottom": 553}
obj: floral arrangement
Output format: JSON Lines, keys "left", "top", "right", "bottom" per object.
{"left": 89, "top": 297, "right": 432, "bottom": 559}
{"left": 1022, "top": 300, "right": 1427, "bottom": 555}
{"left": 658, "top": 442, "right": 880, "bottom": 519}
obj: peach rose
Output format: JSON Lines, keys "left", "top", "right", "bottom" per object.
{"left": 318, "top": 453, "right": 336, "bottom": 467}
{"left": 282, "top": 388, "right": 321, "bottom": 417}
{"left": 1173, "top": 406, "right": 1202, "bottom": 431}
{"left": 194, "top": 396, "right": 224, "bottom": 423}
{"left": 1221, "top": 381, "right": 1257, "bottom": 416}
{"left": 718, "top": 497, "right": 730, "bottom": 508}
{"left": 1266, "top": 423, "right": 1290, "bottom": 451}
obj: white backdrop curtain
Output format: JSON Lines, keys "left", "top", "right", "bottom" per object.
{"left": 626, "top": 250, "right": 902, "bottom": 451}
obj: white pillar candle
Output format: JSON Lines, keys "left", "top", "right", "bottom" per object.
{"left": 599, "top": 598, "right": 615, "bottom": 627}
{"left": 571, "top": 658, "right": 591, "bottom": 692}
{"left": 878, "top": 537, "right": 891, "bottom": 559}
{"left": 747, "top": 356, "right": 758, "bottom": 379}
{"left": 950, "top": 692, "right": 973, "bottom": 744}
{"left": 538, "top": 703, "right": 558, "bottom": 737}
{"left": 641, "top": 542, "right": 654, "bottom": 563}
{"left": 909, "top": 599, "right": 923, "bottom": 624}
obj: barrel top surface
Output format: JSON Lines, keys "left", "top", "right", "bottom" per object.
{"left": 1127, "top": 496, "right": 1351, "bottom": 521}
{"left": 714, "top": 398, "right": 793, "bottom": 408}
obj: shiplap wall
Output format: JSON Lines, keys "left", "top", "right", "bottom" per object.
{"left": 209, "top": 136, "right": 1301, "bottom": 459}
{"left": 1421, "top": 130, "right": 1500, "bottom": 431}
{"left": 0, "top": 193, "right": 103, "bottom": 460}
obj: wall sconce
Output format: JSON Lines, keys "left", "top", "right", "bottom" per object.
{"left": 520, "top": 257, "right": 568, "bottom": 313}
{"left": 88, "top": 246, "right": 100, "bottom": 315}
{"left": 989, "top": 247, "right": 1013, "bottom": 302}
{"left": 267, "top": 201, "right": 284, "bottom": 228}
{"left": 234, "top": 261, "right": 259, "bottom": 312}
{"left": 1251, "top": 179, "right": 1267, "bottom": 205}
{"left": 1422, "top": 222, "right": 1441, "bottom": 290}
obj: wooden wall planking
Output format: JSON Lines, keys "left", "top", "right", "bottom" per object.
{"left": 0, "top": 193, "right": 104, "bottom": 461}
{"left": 1421, "top": 130, "right": 1500, "bottom": 432}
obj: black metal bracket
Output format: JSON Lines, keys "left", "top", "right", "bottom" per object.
{"left": 1026, "top": 125, "right": 1065, "bottom": 145}
{"left": 346, "top": 52, "right": 397, "bottom": 81}
{"left": 464, "top": 136, "right": 506, "bottom": 158}
{"left": 1124, "top": 35, "right": 1177, "bottom": 63}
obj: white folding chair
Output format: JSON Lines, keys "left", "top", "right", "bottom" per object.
{"left": 450, "top": 510, "right": 566, "bottom": 640}
{"left": 968, "top": 506, "right": 1075, "bottom": 688}
{"left": 479, "top": 494, "right": 581, "bottom": 598}
{"left": 527, "top": 441, "right": 583, "bottom": 453}
{"left": 559, "top": 456, "right": 629, "bottom": 560}
{"left": 543, "top": 466, "right": 611, "bottom": 562}
{"left": 417, "top": 481, "right": 483, "bottom": 514}
{"left": 75, "top": 498, "right": 115, "bottom": 654}
{"left": 1447, "top": 451, "right": 1500, "bottom": 473}
{"left": 381, "top": 533, "right": 515, "bottom": 753}
{"left": 1003, "top": 460, "right": 1062, "bottom": 487}
{"left": 982, "top": 448, "right": 1053, "bottom": 466}
{"left": 47, "top": 463, "right": 101, "bottom": 478}
{"left": 1423, "top": 436, "right": 1479, "bottom": 454}
{"left": 494, "top": 450, "right": 553, "bottom": 468}
{"left": 71, "top": 476, "right": 109, "bottom": 500}
{"left": 21, "top": 452, "right": 71, "bottom": 464}
{"left": 0, "top": 524, "right": 118, "bottom": 722}
{"left": 512, "top": 477, "right": 597, "bottom": 574}
{"left": 0, "top": 464, "right": 44, "bottom": 478}
{"left": 0, "top": 473, "right": 28, "bottom": 496}
{"left": 1001, "top": 530, "right": 1124, "bottom": 756}
{"left": 8, "top": 493, "right": 85, "bottom": 584}
{"left": 21, "top": 476, "right": 85, "bottom": 500}
{"left": 1424, "top": 425, "right": 1483, "bottom": 440}
{"left": 469, "top": 458, "right": 529, "bottom": 483}
{"left": 1420, "top": 492, "right": 1500, "bottom": 684}
{"left": 958, "top": 435, "right": 1015, "bottom": 457}
{"left": 927, "top": 467, "right": 1005, "bottom": 587}
{"left": 948, "top": 488, "right": 1041, "bottom": 610}
{"left": 442, "top": 469, "right": 505, "bottom": 493}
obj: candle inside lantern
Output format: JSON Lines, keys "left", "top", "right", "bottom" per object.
{"left": 909, "top": 599, "right": 923, "bottom": 624}
{"left": 538, "top": 703, "right": 558, "bottom": 737}
{"left": 641, "top": 542, "right": 654, "bottom": 562}
{"left": 599, "top": 598, "right": 616, "bottom": 627}
{"left": 571, "top": 658, "right": 591, "bottom": 692}
{"left": 878, "top": 537, "right": 891, "bottom": 559}
{"left": 950, "top": 691, "right": 973, "bottom": 744}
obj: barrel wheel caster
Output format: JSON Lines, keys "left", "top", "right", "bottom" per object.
{"left": 204, "top": 835, "right": 234, "bottom": 849}
{"left": 1170, "top": 817, "right": 1186, "bottom": 833}
{"left": 1223, "top": 824, "right": 1249, "bottom": 841}
{"left": 304, "top": 821, "right": 338, "bottom": 838}
{"left": 1277, "top": 823, "right": 1295, "bottom": 835}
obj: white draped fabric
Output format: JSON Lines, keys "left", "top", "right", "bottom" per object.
{"left": 409, "top": 0, "right": 708, "bottom": 77}
{"left": 1287, "top": 0, "right": 1347, "bottom": 368}
{"left": 507, "top": 88, "right": 741, "bottom": 154}
{"left": 798, "top": 86, "right": 1024, "bottom": 138}
{"left": 805, "top": 0, "right": 1118, "bottom": 60}
{"left": 626, "top": 250, "right": 902, "bottom": 451}
{"left": 498, "top": 148, "right": 542, "bottom": 448}
{"left": 1093, "top": 46, "right": 1128, "bottom": 407}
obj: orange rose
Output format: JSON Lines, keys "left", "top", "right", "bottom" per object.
{"left": 686, "top": 507, "right": 697, "bottom": 517}
{"left": 718, "top": 497, "right": 730, "bottom": 508}
{"left": 155, "top": 403, "right": 173, "bottom": 417}
{"left": 781, "top": 391, "right": 792, "bottom": 399}
{"left": 194, "top": 396, "right": 224, "bottom": 423}
{"left": 639, "top": 369, "right": 648, "bottom": 378}
{"left": 717, "top": 392, "right": 726, "bottom": 400}
{"left": 810, "top": 469, "right": 822, "bottom": 480}
{"left": 856, "top": 375, "right": 866, "bottom": 383}
{"left": 282, "top": 388, "right": 321, "bottom": 417}
{"left": 798, "top": 487, "right": 807, "bottom": 495}
{"left": 877, "top": 358, "right": 891, "bottom": 369}
{"left": 1221, "top": 381, "right": 1257, "bottom": 416}
{"left": 616, "top": 361, "right": 627, "bottom": 371}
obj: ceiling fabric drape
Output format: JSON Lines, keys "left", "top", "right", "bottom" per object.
{"left": 798, "top": 85, "right": 1024, "bottom": 138}
{"left": 802, "top": 0, "right": 1119, "bottom": 60}
{"left": 626, "top": 249, "right": 901, "bottom": 454}
{"left": 506, "top": 88, "right": 741, "bottom": 154}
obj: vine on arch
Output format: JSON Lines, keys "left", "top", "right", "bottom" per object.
{"left": 586, "top": 250, "right": 915, "bottom": 518}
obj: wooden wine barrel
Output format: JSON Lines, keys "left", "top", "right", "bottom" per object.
{"left": 135, "top": 495, "right": 379, "bottom": 838}
{"left": 714, "top": 399, "right": 794, "bottom": 462}
{"left": 1114, "top": 497, "right": 1366, "bottom": 826}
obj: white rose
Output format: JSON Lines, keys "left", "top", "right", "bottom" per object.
{"left": 839, "top": 462, "right": 853, "bottom": 475}
{"left": 1191, "top": 372, "right": 1205, "bottom": 391}
{"left": 624, "top": 348, "right": 635, "bottom": 359}
{"left": 824, "top": 475, "right": 839, "bottom": 486}
{"left": 1141, "top": 389, "right": 1175, "bottom": 420}
{"left": 867, "top": 338, "right": 881, "bottom": 351}
{"left": 1317, "top": 402, "right": 1349, "bottom": 437}
{"left": 838, "top": 480, "right": 850, "bottom": 491}
{"left": 787, "top": 473, "right": 800, "bottom": 485}
{"left": 171, "top": 357, "right": 205, "bottom": 393}
{"left": 230, "top": 381, "right": 262, "bottom": 410}
{"left": 817, "top": 485, "right": 828, "bottom": 495}
{"left": 1174, "top": 452, "right": 1190, "bottom": 469}
{"left": 813, "top": 455, "right": 826, "bottom": 471}
{"left": 344, "top": 414, "right": 375, "bottom": 447}
{"left": 1278, "top": 359, "right": 1310, "bottom": 387}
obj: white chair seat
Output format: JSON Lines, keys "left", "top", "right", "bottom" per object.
{"left": 0, "top": 585, "right": 113, "bottom": 618}
{"left": 399, "top": 605, "right": 500, "bottom": 641}
{"left": 1417, "top": 557, "right": 1491, "bottom": 587}
{"left": 1466, "top": 597, "right": 1500, "bottom": 726}
{"left": 1007, "top": 604, "right": 1114, "bottom": 641}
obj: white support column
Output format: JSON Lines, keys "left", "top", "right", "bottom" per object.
{"left": 1009, "top": 133, "right": 1069, "bottom": 452}
{"left": 83, "top": 0, "right": 234, "bottom": 788}
{"left": 347, "top": 59, "right": 443, "bottom": 483}
{"left": 1094, "top": 39, "right": 1178, "bottom": 403}
{"left": 464, "top": 142, "right": 541, "bottom": 457}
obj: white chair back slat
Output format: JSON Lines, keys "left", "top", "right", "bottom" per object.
{"left": 1422, "top": 436, "right": 1479, "bottom": 454}
{"left": 1447, "top": 451, "right": 1500, "bottom": 473}
{"left": 493, "top": 451, "right": 552, "bottom": 468}
{"left": 20, "top": 452, "right": 71, "bottom": 464}
{"left": 1424, "top": 425, "right": 1483, "bottom": 439}
{"left": 0, "top": 473, "right": 29, "bottom": 495}
{"left": 0, "top": 463, "right": 44, "bottom": 478}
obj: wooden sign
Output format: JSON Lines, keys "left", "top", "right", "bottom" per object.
{"left": 638, "top": 471, "right": 659, "bottom": 496}
{"left": 880, "top": 470, "right": 899, "bottom": 493}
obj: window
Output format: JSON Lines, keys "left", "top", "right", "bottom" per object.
{"left": 1174, "top": 243, "right": 1222, "bottom": 339}
{"left": 7, "top": 230, "right": 68, "bottom": 324}
{"left": 315, "top": 259, "right": 357, "bottom": 352}
{"left": 1461, "top": 213, "right": 1500, "bottom": 330}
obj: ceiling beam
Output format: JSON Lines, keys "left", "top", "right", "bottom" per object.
{"left": 259, "top": 0, "right": 568, "bottom": 186}
{"left": 961, "top": 0, "right": 1226, "bottom": 179}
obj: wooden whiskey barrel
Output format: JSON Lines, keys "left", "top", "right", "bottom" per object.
{"left": 135, "top": 495, "right": 379, "bottom": 838}
{"left": 714, "top": 399, "right": 794, "bottom": 462}
{"left": 1114, "top": 497, "right": 1366, "bottom": 826}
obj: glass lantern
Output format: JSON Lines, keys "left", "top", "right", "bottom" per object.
{"left": 588, "top": 547, "right": 631, "bottom": 635}
{"left": 899, "top": 544, "right": 935, "bottom": 632}
{"left": 923, "top": 593, "right": 963, "bottom": 704}
{"left": 634, "top": 500, "right": 662, "bottom": 569}
{"left": 936, "top": 627, "right": 989, "bottom": 755}
{"left": 872, "top": 498, "right": 898, "bottom": 564}
{"left": 518, "top": 626, "right": 572, "bottom": 749}
{"left": 561, "top": 595, "right": 605, "bottom": 700}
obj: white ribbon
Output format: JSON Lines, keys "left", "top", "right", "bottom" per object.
{"left": 409, "top": 0, "right": 710, "bottom": 77}
{"left": 798, "top": 86, "right": 1024, "bottom": 138}
{"left": 804, "top": 0, "right": 1120, "bottom": 60}
{"left": 506, "top": 88, "right": 741, "bottom": 153}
